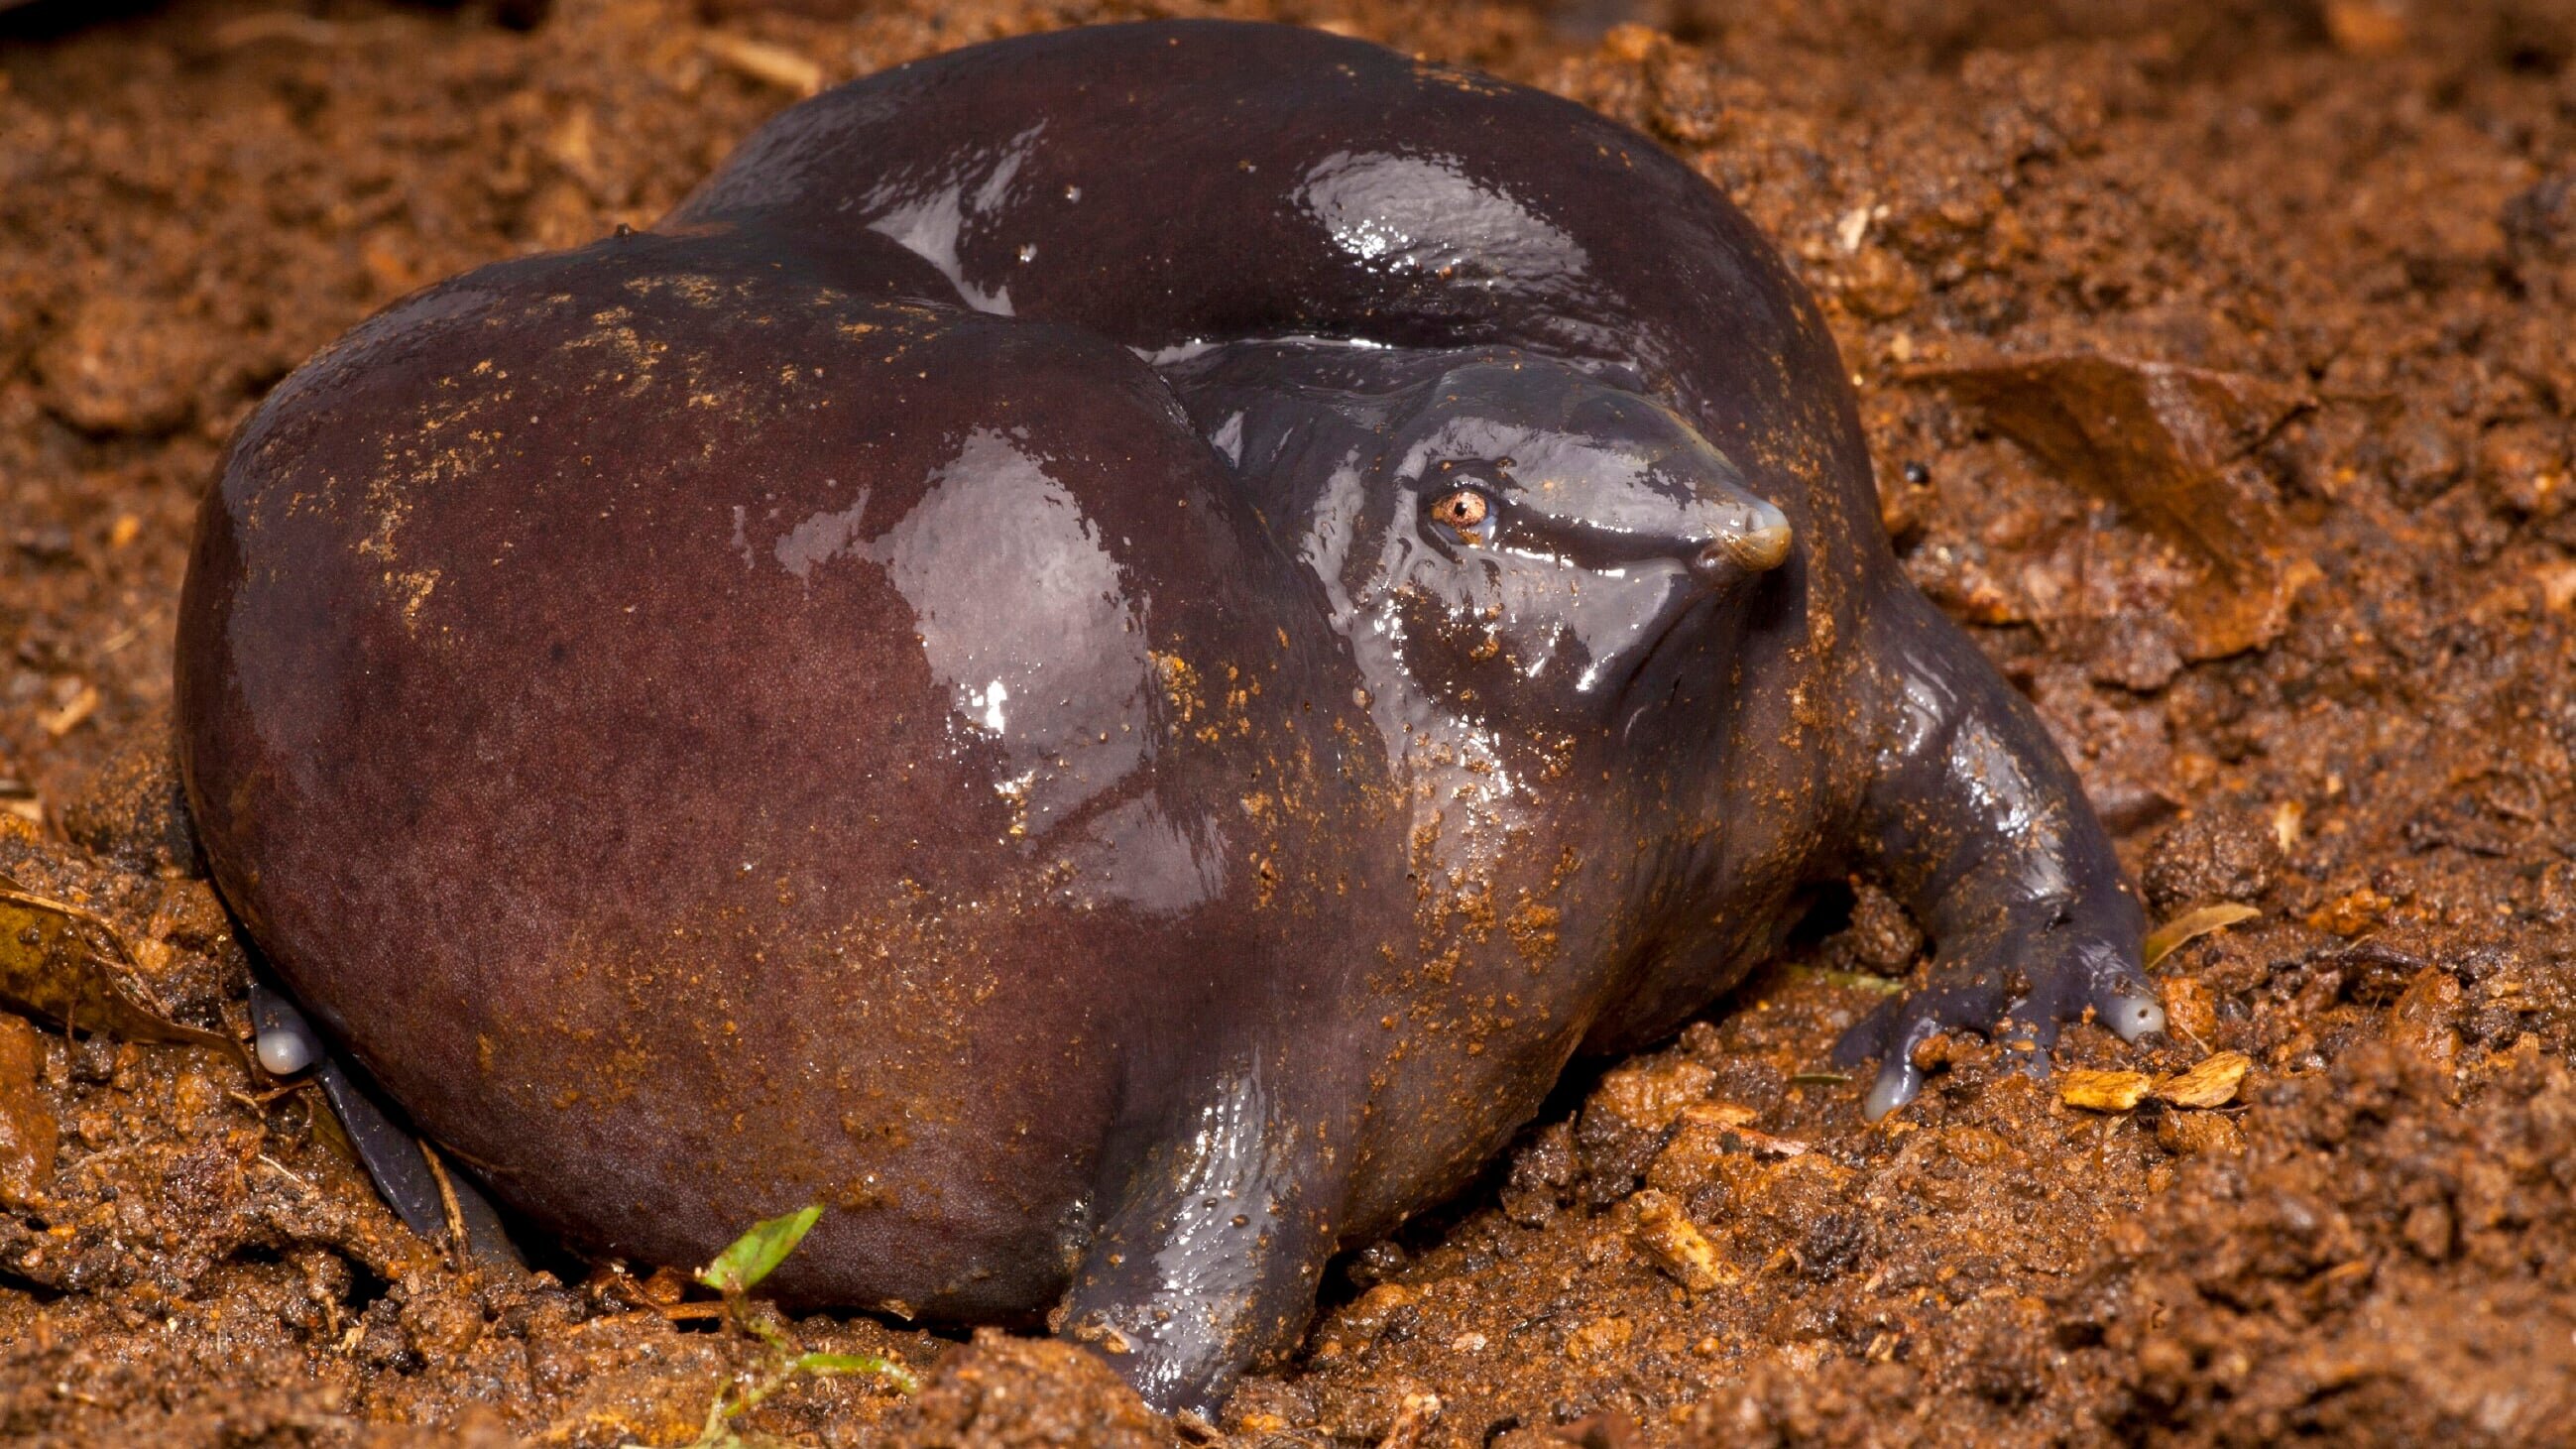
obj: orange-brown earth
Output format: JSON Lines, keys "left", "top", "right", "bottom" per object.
{"left": 2, "top": 0, "right": 2573, "bottom": 1444}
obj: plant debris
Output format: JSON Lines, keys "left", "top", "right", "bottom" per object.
{"left": 1909, "top": 354, "right": 2317, "bottom": 662}
{"left": 2152, "top": 1050, "right": 2254, "bottom": 1109}
{"left": 2058, "top": 1068, "right": 2155, "bottom": 1113}
{"left": 0, "top": 880, "right": 238, "bottom": 1055}
{"left": 673, "top": 1206, "right": 918, "bottom": 1448}
{"left": 1628, "top": 1189, "right": 1731, "bottom": 1292}
{"left": 2143, "top": 902, "right": 2264, "bottom": 968}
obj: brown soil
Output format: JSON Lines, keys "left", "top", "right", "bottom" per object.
{"left": 4, "top": 0, "right": 2574, "bottom": 1444}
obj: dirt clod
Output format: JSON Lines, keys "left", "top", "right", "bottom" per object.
{"left": 59, "top": 728, "right": 201, "bottom": 876}
{"left": 881, "top": 1329, "right": 1165, "bottom": 1449}
{"left": 0, "top": 1015, "right": 56, "bottom": 1208}
{"left": 2144, "top": 811, "right": 2283, "bottom": 913}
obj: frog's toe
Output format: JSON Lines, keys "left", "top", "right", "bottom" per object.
{"left": 2048, "top": 932, "right": 2165, "bottom": 1042}
{"left": 2100, "top": 991, "right": 2166, "bottom": 1041}
{"left": 250, "top": 980, "right": 325, "bottom": 1077}
{"left": 1861, "top": 1055, "right": 1923, "bottom": 1123}
{"left": 1831, "top": 977, "right": 2010, "bottom": 1121}
{"left": 250, "top": 979, "right": 525, "bottom": 1268}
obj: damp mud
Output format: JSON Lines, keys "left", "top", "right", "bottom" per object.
{"left": 2, "top": 0, "right": 2573, "bottom": 1444}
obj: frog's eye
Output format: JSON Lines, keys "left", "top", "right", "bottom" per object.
{"left": 1428, "top": 486, "right": 1493, "bottom": 542}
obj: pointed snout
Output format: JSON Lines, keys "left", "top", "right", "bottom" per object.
{"left": 1686, "top": 504, "right": 1793, "bottom": 588}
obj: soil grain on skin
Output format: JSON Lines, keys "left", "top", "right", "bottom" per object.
{"left": 3, "top": 0, "right": 2574, "bottom": 1445}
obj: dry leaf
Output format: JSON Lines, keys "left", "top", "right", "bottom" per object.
{"left": 1910, "top": 353, "right": 2314, "bottom": 661}
{"left": 2155, "top": 1050, "right": 2252, "bottom": 1108}
{"left": 2271, "top": 800, "right": 2303, "bottom": 852}
{"left": 1725, "top": 1127, "right": 1813, "bottom": 1158}
{"left": 2144, "top": 903, "right": 2262, "bottom": 969}
{"left": 37, "top": 685, "right": 98, "bottom": 739}
{"left": 2060, "top": 1069, "right": 2154, "bottom": 1112}
{"left": 0, "top": 881, "right": 238, "bottom": 1054}
{"left": 1675, "top": 1101, "right": 1760, "bottom": 1132}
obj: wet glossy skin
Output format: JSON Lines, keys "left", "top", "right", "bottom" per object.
{"left": 175, "top": 21, "right": 2160, "bottom": 1415}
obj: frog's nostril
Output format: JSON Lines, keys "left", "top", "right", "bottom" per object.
{"left": 1689, "top": 522, "right": 1793, "bottom": 586}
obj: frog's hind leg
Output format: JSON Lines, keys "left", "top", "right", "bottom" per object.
{"left": 1835, "top": 590, "right": 2164, "bottom": 1119}
{"left": 1057, "top": 1051, "right": 1358, "bottom": 1419}
{"left": 250, "top": 979, "right": 522, "bottom": 1266}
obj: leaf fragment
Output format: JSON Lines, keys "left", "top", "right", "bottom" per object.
{"left": 1630, "top": 1188, "right": 1733, "bottom": 1293}
{"left": 698, "top": 1204, "right": 822, "bottom": 1293}
{"left": 2154, "top": 1050, "right": 2252, "bottom": 1109}
{"left": 2143, "top": 903, "right": 2261, "bottom": 969}
{"left": 2059, "top": 1069, "right": 2154, "bottom": 1113}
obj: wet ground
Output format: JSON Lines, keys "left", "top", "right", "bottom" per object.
{"left": 2, "top": 0, "right": 2574, "bottom": 1443}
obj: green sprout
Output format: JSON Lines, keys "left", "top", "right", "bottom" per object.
{"left": 697, "top": 1204, "right": 824, "bottom": 1297}
{"left": 668, "top": 1205, "right": 918, "bottom": 1448}
{"left": 1786, "top": 963, "right": 1910, "bottom": 998}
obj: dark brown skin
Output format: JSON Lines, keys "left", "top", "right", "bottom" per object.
{"left": 175, "top": 21, "right": 2160, "bottom": 1415}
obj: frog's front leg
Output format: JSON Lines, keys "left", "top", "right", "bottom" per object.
{"left": 248, "top": 980, "right": 523, "bottom": 1265}
{"left": 1834, "top": 591, "right": 2163, "bottom": 1119}
{"left": 1058, "top": 1052, "right": 1355, "bottom": 1419}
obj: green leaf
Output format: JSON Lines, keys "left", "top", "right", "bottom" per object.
{"left": 697, "top": 1205, "right": 822, "bottom": 1293}
{"left": 788, "top": 1351, "right": 921, "bottom": 1395}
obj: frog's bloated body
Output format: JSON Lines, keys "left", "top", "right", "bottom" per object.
{"left": 176, "top": 22, "right": 2158, "bottom": 1413}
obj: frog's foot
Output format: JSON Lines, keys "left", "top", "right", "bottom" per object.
{"left": 1058, "top": 1062, "right": 1347, "bottom": 1418}
{"left": 1842, "top": 588, "right": 2164, "bottom": 1121}
{"left": 1829, "top": 923, "right": 2163, "bottom": 1120}
{"left": 251, "top": 980, "right": 523, "bottom": 1266}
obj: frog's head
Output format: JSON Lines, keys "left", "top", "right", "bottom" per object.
{"left": 1367, "top": 356, "right": 1792, "bottom": 731}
